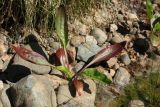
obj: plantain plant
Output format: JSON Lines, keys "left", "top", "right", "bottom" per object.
{"left": 11, "top": 5, "right": 126, "bottom": 96}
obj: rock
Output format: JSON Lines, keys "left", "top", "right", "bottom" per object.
{"left": 111, "top": 32, "right": 124, "bottom": 43}
{"left": 110, "top": 24, "right": 118, "bottom": 32}
{"left": 1, "top": 85, "right": 11, "bottom": 107}
{"left": 85, "top": 35, "right": 97, "bottom": 45}
{"left": 155, "top": 0, "right": 160, "bottom": 4}
{"left": 49, "top": 41, "right": 60, "bottom": 51}
{"left": 10, "top": 74, "right": 57, "bottom": 107}
{"left": 128, "top": 100, "right": 144, "bottom": 107}
{"left": 72, "top": 20, "right": 88, "bottom": 36}
{"left": 106, "top": 57, "right": 117, "bottom": 68}
{"left": 0, "top": 81, "right": 3, "bottom": 91}
{"left": 0, "top": 59, "right": 3, "bottom": 70}
{"left": 77, "top": 43, "right": 102, "bottom": 62}
{"left": 0, "top": 40, "right": 7, "bottom": 57}
{"left": 70, "top": 36, "right": 85, "bottom": 47}
{"left": 109, "top": 69, "right": 116, "bottom": 77}
{"left": 113, "top": 63, "right": 120, "bottom": 70}
{"left": 57, "top": 79, "right": 96, "bottom": 107}
{"left": 111, "top": 0, "right": 118, "bottom": 5}
{"left": 0, "top": 100, "right": 2, "bottom": 107}
{"left": 114, "top": 67, "right": 130, "bottom": 86}
{"left": 127, "top": 13, "right": 139, "bottom": 21}
{"left": 120, "top": 54, "right": 131, "bottom": 65}
{"left": 90, "top": 28, "right": 107, "bottom": 44}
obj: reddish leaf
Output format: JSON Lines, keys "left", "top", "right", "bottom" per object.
{"left": 55, "top": 48, "right": 68, "bottom": 67}
{"left": 85, "top": 41, "right": 126, "bottom": 68}
{"left": 73, "top": 79, "right": 84, "bottom": 96}
{"left": 72, "top": 41, "right": 126, "bottom": 80}
{"left": 12, "top": 45, "right": 50, "bottom": 66}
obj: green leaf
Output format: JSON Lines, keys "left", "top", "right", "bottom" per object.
{"left": 81, "top": 68, "right": 112, "bottom": 84}
{"left": 150, "top": 34, "right": 160, "bottom": 46}
{"left": 55, "top": 5, "right": 68, "bottom": 48}
{"left": 56, "top": 66, "right": 73, "bottom": 79}
{"left": 146, "top": 0, "right": 153, "bottom": 20}
{"left": 153, "top": 22, "right": 160, "bottom": 32}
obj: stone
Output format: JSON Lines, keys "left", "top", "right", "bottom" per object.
{"left": 90, "top": 28, "right": 108, "bottom": 44}
{"left": 57, "top": 79, "right": 96, "bottom": 107}
{"left": 72, "top": 20, "right": 88, "bottom": 36}
{"left": 49, "top": 41, "right": 60, "bottom": 51}
{"left": 0, "top": 59, "right": 3, "bottom": 70}
{"left": 0, "top": 40, "right": 7, "bottom": 57}
{"left": 77, "top": 43, "right": 102, "bottom": 62}
{"left": 85, "top": 35, "right": 97, "bottom": 45}
{"left": 110, "top": 24, "right": 118, "bottom": 32}
{"left": 128, "top": 100, "right": 144, "bottom": 107}
{"left": 70, "top": 36, "right": 85, "bottom": 47}
{"left": 0, "top": 81, "right": 3, "bottom": 91}
{"left": 120, "top": 54, "right": 131, "bottom": 65}
{"left": 9, "top": 74, "right": 57, "bottom": 107}
{"left": 107, "top": 57, "right": 117, "bottom": 68}
{"left": 111, "top": 32, "right": 124, "bottom": 43}
{"left": 1, "top": 85, "right": 12, "bottom": 107}
{"left": 127, "top": 13, "right": 139, "bottom": 21}
{"left": 114, "top": 67, "right": 130, "bottom": 86}
{"left": 109, "top": 69, "right": 116, "bottom": 77}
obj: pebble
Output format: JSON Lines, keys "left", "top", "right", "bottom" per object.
{"left": 114, "top": 67, "right": 130, "bottom": 86}
{"left": 70, "top": 36, "right": 85, "bottom": 47}
{"left": 49, "top": 41, "right": 60, "bottom": 50}
{"left": 0, "top": 80, "right": 3, "bottom": 91}
{"left": 106, "top": 57, "right": 117, "bottom": 68}
{"left": 128, "top": 100, "right": 144, "bottom": 107}
{"left": 127, "top": 13, "right": 139, "bottom": 21}
{"left": 73, "top": 61, "right": 85, "bottom": 72}
{"left": 85, "top": 35, "right": 97, "bottom": 45}
{"left": 90, "top": 28, "right": 108, "bottom": 44}
{"left": 77, "top": 43, "right": 102, "bottom": 62}
{"left": 0, "top": 40, "right": 7, "bottom": 57}
{"left": 111, "top": 32, "right": 124, "bottom": 43}
{"left": 0, "top": 59, "right": 3, "bottom": 70}
{"left": 110, "top": 24, "right": 118, "bottom": 32}
{"left": 109, "top": 69, "right": 116, "bottom": 77}
{"left": 120, "top": 53, "right": 131, "bottom": 65}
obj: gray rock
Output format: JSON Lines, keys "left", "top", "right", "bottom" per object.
{"left": 70, "top": 36, "right": 85, "bottom": 47}
{"left": 120, "top": 54, "right": 131, "bottom": 65}
{"left": 114, "top": 67, "right": 130, "bottom": 86}
{"left": 12, "top": 45, "right": 51, "bottom": 74}
{"left": 1, "top": 85, "right": 11, "bottom": 107}
{"left": 90, "top": 28, "right": 107, "bottom": 44}
{"left": 128, "top": 100, "right": 144, "bottom": 107}
{"left": 77, "top": 43, "right": 102, "bottom": 62}
{"left": 9, "top": 74, "right": 57, "bottom": 107}
{"left": 57, "top": 79, "right": 96, "bottom": 107}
